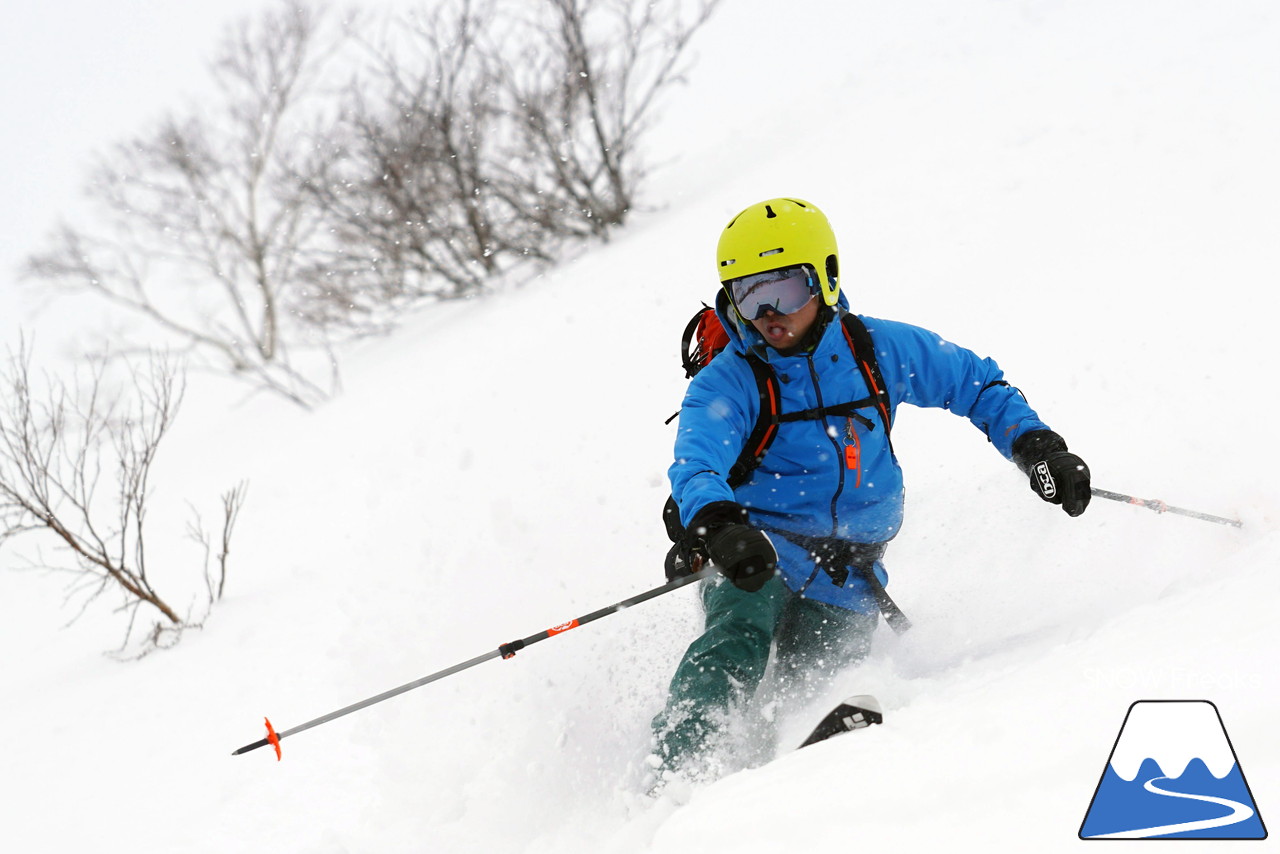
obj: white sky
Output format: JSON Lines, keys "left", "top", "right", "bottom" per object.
{"left": 1, "top": 3, "right": 240, "bottom": 341}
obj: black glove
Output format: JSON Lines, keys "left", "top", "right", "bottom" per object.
{"left": 688, "top": 501, "right": 777, "bottom": 592}
{"left": 664, "top": 542, "right": 696, "bottom": 582}
{"left": 1012, "top": 430, "right": 1091, "bottom": 517}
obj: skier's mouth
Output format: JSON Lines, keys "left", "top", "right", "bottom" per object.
{"left": 765, "top": 322, "right": 790, "bottom": 341}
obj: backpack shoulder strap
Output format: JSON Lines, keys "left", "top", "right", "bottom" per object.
{"left": 839, "top": 313, "right": 892, "bottom": 437}
{"left": 665, "top": 351, "right": 778, "bottom": 543}
{"left": 728, "top": 316, "right": 891, "bottom": 488}
{"left": 726, "top": 353, "right": 781, "bottom": 489}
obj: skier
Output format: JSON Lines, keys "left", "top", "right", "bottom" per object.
{"left": 651, "top": 197, "right": 1090, "bottom": 783}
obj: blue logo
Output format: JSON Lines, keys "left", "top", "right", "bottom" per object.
{"left": 1080, "top": 700, "right": 1267, "bottom": 839}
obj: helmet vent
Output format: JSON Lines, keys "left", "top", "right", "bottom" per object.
{"left": 765, "top": 205, "right": 777, "bottom": 218}
{"left": 759, "top": 248, "right": 783, "bottom": 257}
{"left": 720, "top": 258, "right": 736, "bottom": 267}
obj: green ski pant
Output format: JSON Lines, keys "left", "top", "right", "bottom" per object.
{"left": 651, "top": 572, "right": 877, "bottom": 769}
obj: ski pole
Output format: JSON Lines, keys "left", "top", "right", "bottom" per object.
{"left": 232, "top": 562, "right": 717, "bottom": 759}
{"left": 1090, "top": 487, "right": 1243, "bottom": 528}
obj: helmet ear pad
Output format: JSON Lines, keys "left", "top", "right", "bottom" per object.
{"left": 823, "top": 253, "right": 840, "bottom": 305}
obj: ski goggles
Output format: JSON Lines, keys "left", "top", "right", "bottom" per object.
{"left": 727, "top": 265, "right": 818, "bottom": 320}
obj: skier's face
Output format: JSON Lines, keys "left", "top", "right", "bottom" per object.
{"left": 750, "top": 295, "right": 819, "bottom": 351}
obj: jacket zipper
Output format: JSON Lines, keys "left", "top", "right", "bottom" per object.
{"left": 806, "top": 353, "right": 845, "bottom": 537}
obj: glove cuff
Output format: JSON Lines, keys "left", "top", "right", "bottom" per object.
{"left": 687, "top": 501, "right": 749, "bottom": 538}
{"left": 1011, "top": 429, "right": 1068, "bottom": 474}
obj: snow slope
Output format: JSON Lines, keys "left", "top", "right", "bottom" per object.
{"left": 2, "top": 1, "right": 1278, "bottom": 852}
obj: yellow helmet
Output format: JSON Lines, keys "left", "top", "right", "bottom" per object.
{"left": 716, "top": 198, "right": 840, "bottom": 306}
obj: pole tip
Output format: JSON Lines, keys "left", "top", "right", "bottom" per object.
{"left": 231, "top": 738, "right": 265, "bottom": 756}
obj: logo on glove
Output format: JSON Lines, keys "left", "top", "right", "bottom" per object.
{"left": 1033, "top": 460, "right": 1057, "bottom": 499}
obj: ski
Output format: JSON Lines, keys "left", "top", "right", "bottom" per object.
{"left": 799, "top": 694, "right": 883, "bottom": 748}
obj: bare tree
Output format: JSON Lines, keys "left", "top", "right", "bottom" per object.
{"left": 24, "top": 2, "right": 345, "bottom": 407}
{"left": 297, "top": 0, "right": 557, "bottom": 327}
{"left": 301, "top": 0, "right": 722, "bottom": 321}
{"left": 188, "top": 481, "right": 247, "bottom": 608}
{"left": 0, "top": 346, "right": 247, "bottom": 656}
{"left": 26, "top": 0, "right": 724, "bottom": 359}
{"left": 496, "top": 0, "right": 722, "bottom": 238}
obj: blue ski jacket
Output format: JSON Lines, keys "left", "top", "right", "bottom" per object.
{"left": 669, "top": 290, "right": 1052, "bottom": 612}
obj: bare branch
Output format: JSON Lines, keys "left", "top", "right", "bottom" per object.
{"left": 469, "top": 0, "right": 721, "bottom": 243}
{"left": 23, "top": 2, "right": 347, "bottom": 408}
{"left": 24, "top": 0, "right": 724, "bottom": 364}
{"left": 0, "top": 344, "right": 248, "bottom": 656}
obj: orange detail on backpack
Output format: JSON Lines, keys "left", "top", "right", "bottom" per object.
{"left": 694, "top": 310, "right": 731, "bottom": 370}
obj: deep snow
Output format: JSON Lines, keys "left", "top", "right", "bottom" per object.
{"left": 2, "top": 1, "right": 1278, "bottom": 852}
